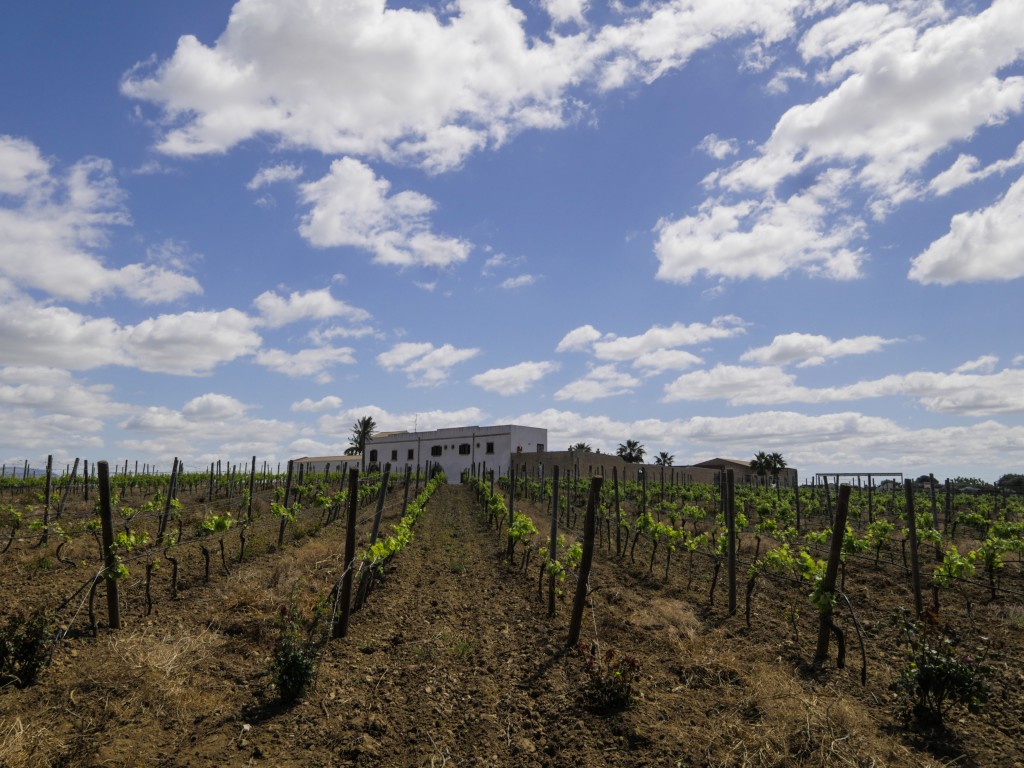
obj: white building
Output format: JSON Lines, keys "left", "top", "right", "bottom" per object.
{"left": 365, "top": 424, "right": 547, "bottom": 482}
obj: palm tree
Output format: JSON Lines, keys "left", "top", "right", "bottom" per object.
{"left": 616, "top": 440, "right": 646, "bottom": 464}
{"left": 654, "top": 451, "right": 674, "bottom": 467}
{"left": 570, "top": 442, "right": 592, "bottom": 453}
{"left": 348, "top": 415, "right": 377, "bottom": 473}
{"left": 750, "top": 451, "right": 770, "bottom": 488}
{"left": 768, "top": 452, "right": 787, "bottom": 497}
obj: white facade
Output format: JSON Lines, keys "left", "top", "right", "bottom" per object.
{"left": 365, "top": 424, "right": 547, "bottom": 482}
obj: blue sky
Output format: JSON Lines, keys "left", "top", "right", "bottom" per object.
{"left": 2, "top": 0, "right": 1023, "bottom": 481}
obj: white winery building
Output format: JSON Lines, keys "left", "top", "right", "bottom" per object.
{"left": 365, "top": 424, "right": 547, "bottom": 482}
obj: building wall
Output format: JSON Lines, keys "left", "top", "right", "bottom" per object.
{"left": 365, "top": 424, "right": 547, "bottom": 483}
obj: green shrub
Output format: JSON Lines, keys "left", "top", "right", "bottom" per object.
{"left": 0, "top": 609, "right": 54, "bottom": 688}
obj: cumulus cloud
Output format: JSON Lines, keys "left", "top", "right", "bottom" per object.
{"left": 253, "top": 287, "right": 370, "bottom": 328}
{"left": 909, "top": 174, "right": 1024, "bottom": 284}
{"left": 500, "top": 274, "right": 537, "bottom": 289}
{"left": 255, "top": 346, "right": 357, "bottom": 382}
{"left": 0, "top": 136, "right": 202, "bottom": 303}
{"left": 929, "top": 143, "right": 1024, "bottom": 196}
{"left": 556, "top": 324, "right": 602, "bottom": 353}
{"left": 377, "top": 341, "right": 479, "bottom": 386}
{"left": 663, "top": 363, "right": 1024, "bottom": 417}
{"left": 657, "top": 1, "right": 1024, "bottom": 284}
{"left": 592, "top": 316, "right": 747, "bottom": 361}
{"left": 0, "top": 282, "right": 261, "bottom": 375}
{"left": 121, "top": 0, "right": 813, "bottom": 171}
{"left": 955, "top": 356, "right": 999, "bottom": 375}
{"left": 316, "top": 404, "right": 488, "bottom": 441}
{"left": 247, "top": 163, "right": 303, "bottom": 190}
{"left": 554, "top": 364, "right": 640, "bottom": 401}
{"left": 698, "top": 133, "right": 738, "bottom": 159}
{"left": 291, "top": 396, "right": 343, "bottom": 413}
{"left": 298, "top": 158, "right": 471, "bottom": 267}
{"left": 470, "top": 360, "right": 558, "bottom": 395}
{"left": 741, "top": 332, "right": 900, "bottom": 367}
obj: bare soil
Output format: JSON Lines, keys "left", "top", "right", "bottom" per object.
{"left": 2, "top": 484, "right": 1023, "bottom": 767}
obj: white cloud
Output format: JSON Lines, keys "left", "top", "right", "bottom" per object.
{"left": 500, "top": 274, "right": 537, "bottom": 289}
{"left": 556, "top": 324, "right": 602, "bottom": 353}
{"left": 298, "top": 158, "right": 471, "bottom": 267}
{"left": 659, "top": 2, "right": 1024, "bottom": 284}
{"left": 0, "top": 283, "right": 261, "bottom": 375}
{"left": 741, "top": 332, "right": 899, "bottom": 367}
{"left": 255, "top": 346, "right": 357, "bottom": 382}
{"left": 121, "top": 0, "right": 811, "bottom": 171}
{"left": 291, "top": 396, "right": 343, "bottom": 413}
{"left": 554, "top": 364, "right": 640, "bottom": 401}
{"left": 247, "top": 163, "right": 303, "bottom": 189}
{"left": 253, "top": 287, "right": 370, "bottom": 328}
{"left": 540, "top": 0, "right": 588, "bottom": 26}
{"left": 631, "top": 348, "right": 703, "bottom": 375}
{"left": 955, "top": 355, "right": 998, "bottom": 375}
{"left": 663, "top": 363, "right": 1024, "bottom": 417}
{"left": 181, "top": 393, "right": 248, "bottom": 420}
{"left": 470, "top": 360, "right": 558, "bottom": 394}
{"left": 928, "top": 142, "right": 1024, "bottom": 196}
{"left": 377, "top": 341, "right": 479, "bottom": 386}
{"left": 592, "top": 316, "right": 747, "bottom": 361}
{"left": 655, "top": 170, "right": 865, "bottom": 283}
{"left": 0, "top": 136, "right": 202, "bottom": 303}
{"left": 698, "top": 133, "right": 738, "bottom": 160}
{"left": 765, "top": 66, "right": 805, "bottom": 94}
{"left": 909, "top": 174, "right": 1024, "bottom": 284}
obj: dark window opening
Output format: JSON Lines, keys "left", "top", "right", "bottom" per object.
{"left": 390, "top": 450, "right": 398, "bottom": 461}
{"left": 369, "top": 449, "right": 378, "bottom": 462}
{"left": 458, "top": 443, "right": 471, "bottom": 455}
{"left": 407, "top": 449, "right": 415, "bottom": 460}
{"left": 431, "top": 445, "right": 442, "bottom": 457}
{"left": 486, "top": 442, "right": 495, "bottom": 454}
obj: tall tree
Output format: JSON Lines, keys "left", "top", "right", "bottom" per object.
{"left": 750, "top": 451, "right": 770, "bottom": 488}
{"left": 349, "top": 415, "right": 377, "bottom": 473}
{"left": 768, "top": 452, "right": 787, "bottom": 497}
{"left": 654, "top": 451, "right": 674, "bottom": 467}
{"left": 570, "top": 442, "right": 593, "bottom": 453}
{"left": 616, "top": 440, "right": 646, "bottom": 464}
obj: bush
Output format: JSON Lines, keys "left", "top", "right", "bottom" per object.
{"left": 269, "top": 591, "right": 328, "bottom": 704}
{"left": 892, "top": 610, "right": 990, "bottom": 729}
{"left": 577, "top": 641, "right": 641, "bottom": 714}
{"left": 0, "top": 609, "right": 54, "bottom": 689}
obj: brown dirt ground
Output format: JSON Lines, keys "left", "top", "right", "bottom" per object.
{"left": 2, "top": 483, "right": 1023, "bottom": 767}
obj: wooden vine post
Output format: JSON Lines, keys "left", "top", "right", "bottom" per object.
{"left": 247, "top": 455, "right": 256, "bottom": 521}
{"left": 334, "top": 469, "right": 360, "bottom": 638}
{"left": 42, "top": 455, "right": 53, "bottom": 545}
{"left": 813, "top": 483, "right": 850, "bottom": 666}
{"left": 613, "top": 466, "right": 621, "bottom": 558}
{"left": 567, "top": 476, "right": 603, "bottom": 648}
{"left": 97, "top": 461, "right": 121, "bottom": 630}
{"left": 904, "top": 480, "right": 924, "bottom": 617}
{"left": 548, "top": 466, "right": 560, "bottom": 617}
{"left": 506, "top": 467, "right": 516, "bottom": 562}
{"left": 726, "top": 468, "right": 737, "bottom": 616}
{"left": 355, "top": 465, "right": 391, "bottom": 610}
{"left": 278, "top": 460, "right": 294, "bottom": 547}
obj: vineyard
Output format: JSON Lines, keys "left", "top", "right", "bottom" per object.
{"left": 1, "top": 459, "right": 1023, "bottom": 767}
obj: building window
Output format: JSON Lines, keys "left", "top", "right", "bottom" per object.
{"left": 486, "top": 442, "right": 495, "bottom": 454}
{"left": 537, "top": 444, "right": 544, "bottom": 452}
{"left": 390, "top": 450, "right": 398, "bottom": 461}
{"left": 458, "top": 443, "right": 471, "bottom": 455}
{"left": 431, "top": 445, "right": 442, "bottom": 457}
{"left": 407, "top": 449, "right": 414, "bottom": 460}
{"left": 369, "top": 449, "right": 378, "bottom": 462}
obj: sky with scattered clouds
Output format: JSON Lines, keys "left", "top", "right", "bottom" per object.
{"left": 2, "top": 0, "right": 1023, "bottom": 480}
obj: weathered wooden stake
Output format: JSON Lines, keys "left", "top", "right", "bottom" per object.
{"left": 567, "top": 476, "right": 603, "bottom": 648}
{"left": 904, "top": 480, "right": 924, "bottom": 617}
{"left": 548, "top": 466, "right": 560, "bottom": 617}
{"left": 814, "top": 484, "right": 850, "bottom": 666}
{"left": 97, "top": 461, "right": 121, "bottom": 630}
{"left": 334, "top": 469, "right": 360, "bottom": 638}
{"left": 726, "top": 468, "right": 737, "bottom": 616}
